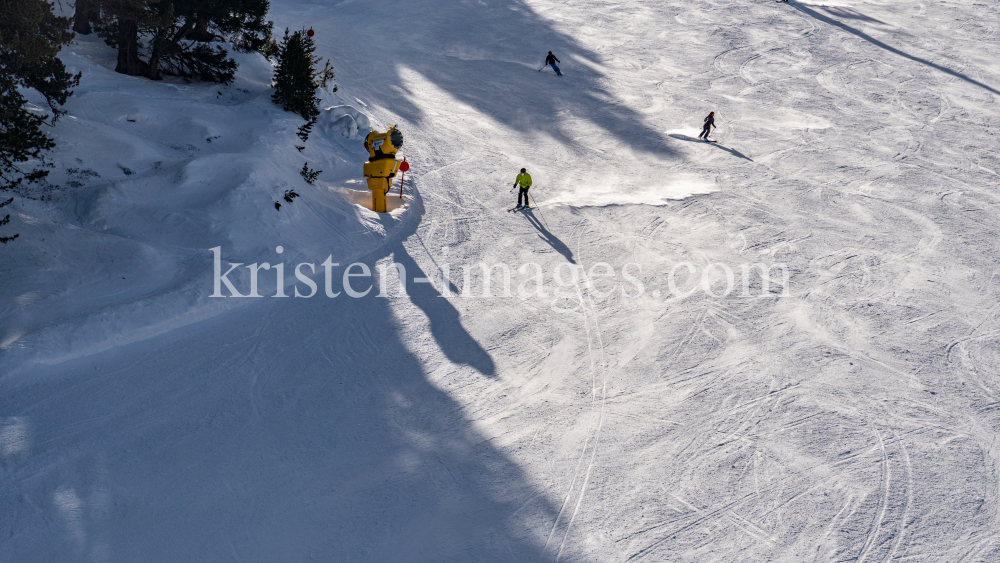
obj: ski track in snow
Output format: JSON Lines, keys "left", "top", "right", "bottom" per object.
{"left": 3, "top": 0, "right": 1000, "bottom": 561}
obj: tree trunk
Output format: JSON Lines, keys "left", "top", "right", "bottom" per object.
{"left": 146, "top": 43, "right": 161, "bottom": 80}
{"left": 73, "top": 0, "right": 92, "bottom": 34}
{"left": 115, "top": 19, "right": 147, "bottom": 76}
{"left": 149, "top": 21, "right": 195, "bottom": 80}
{"left": 188, "top": 16, "right": 212, "bottom": 42}
{"left": 146, "top": 29, "right": 170, "bottom": 80}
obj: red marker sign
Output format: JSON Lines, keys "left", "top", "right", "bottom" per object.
{"left": 307, "top": 27, "right": 314, "bottom": 37}
{"left": 398, "top": 159, "right": 409, "bottom": 199}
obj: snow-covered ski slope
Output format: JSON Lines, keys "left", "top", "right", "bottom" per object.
{"left": 3, "top": 0, "right": 1000, "bottom": 560}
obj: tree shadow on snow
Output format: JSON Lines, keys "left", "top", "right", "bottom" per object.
{"left": 814, "top": 5, "right": 887, "bottom": 25}
{"left": 308, "top": 0, "right": 679, "bottom": 159}
{"left": 0, "top": 197, "right": 576, "bottom": 561}
{"left": 0, "top": 253, "right": 564, "bottom": 562}
{"left": 790, "top": 2, "right": 1000, "bottom": 97}
{"left": 387, "top": 241, "right": 497, "bottom": 376}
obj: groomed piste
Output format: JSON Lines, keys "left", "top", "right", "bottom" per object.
{"left": 2, "top": 0, "right": 1000, "bottom": 561}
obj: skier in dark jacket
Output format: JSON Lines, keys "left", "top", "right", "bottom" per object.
{"left": 544, "top": 51, "right": 562, "bottom": 76}
{"left": 699, "top": 111, "right": 716, "bottom": 141}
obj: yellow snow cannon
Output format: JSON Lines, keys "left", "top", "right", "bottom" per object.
{"left": 363, "top": 126, "right": 404, "bottom": 213}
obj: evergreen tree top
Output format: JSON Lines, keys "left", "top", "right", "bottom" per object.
{"left": 272, "top": 28, "right": 333, "bottom": 123}
{"left": 0, "top": 0, "right": 79, "bottom": 114}
{"left": 0, "top": 0, "right": 80, "bottom": 242}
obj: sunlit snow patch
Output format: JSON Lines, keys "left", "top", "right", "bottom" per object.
{"left": 0, "top": 330, "right": 25, "bottom": 350}
{"left": 0, "top": 417, "right": 30, "bottom": 458}
{"left": 743, "top": 108, "right": 832, "bottom": 131}
{"left": 330, "top": 182, "right": 408, "bottom": 213}
{"left": 545, "top": 173, "right": 716, "bottom": 207}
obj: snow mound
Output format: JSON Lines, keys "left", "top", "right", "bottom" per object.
{"left": 318, "top": 104, "right": 372, "bottom": 141}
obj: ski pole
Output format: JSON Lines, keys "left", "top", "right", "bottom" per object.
{"left": 528, "top": 191, "right": 549, "bottom": 230}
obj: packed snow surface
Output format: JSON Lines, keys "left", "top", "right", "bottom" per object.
{"left": 3, "top": 0, "right": 1000, "bottom": 561}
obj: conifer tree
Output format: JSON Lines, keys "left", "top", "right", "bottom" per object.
{"left": 200, "top": 0, "right": 272, "bottom": 54}
{"left": 0, "top": 0, "right": 81, "bottom": 242}
{"left": 73, "top": 0, "right": 101, "bottom": 35}
{"left": 271, "top": 29, "right": 335, "bottom": 142}
{"left": 97, "top": 0, "right": 272, "bottom": 83}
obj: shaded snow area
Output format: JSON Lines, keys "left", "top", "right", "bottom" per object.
{"left": 2, "top": 0, "right": 1000, "bottom": 561}
{"left": 0, "top": 35, "right": 402, "bottom": 366}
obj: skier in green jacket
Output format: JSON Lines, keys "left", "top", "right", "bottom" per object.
{"left": 513, "top": 168, "right": 532, "bottom": 209}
